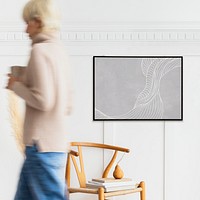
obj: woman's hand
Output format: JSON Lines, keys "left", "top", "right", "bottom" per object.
{"left": 6, "top": 74, "right": 19, "bottom": 90}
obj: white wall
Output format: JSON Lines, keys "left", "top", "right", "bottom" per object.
{"left": 1, "top": 0, "right": 200, "bottom": 200}
{"left": 58, "top": 0, "right": 200, "bottom": 22}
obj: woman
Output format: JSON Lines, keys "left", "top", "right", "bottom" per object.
{"left": 6, "top": 0, "right": 72, "bottom": 199}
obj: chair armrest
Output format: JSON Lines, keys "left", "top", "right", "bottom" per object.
{"left": 70, "top": 142, "right": 130, "bottom": 153}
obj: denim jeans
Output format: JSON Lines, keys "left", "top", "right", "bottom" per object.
{"left": 14, "top": 145, "right": 68, "bottom": 200}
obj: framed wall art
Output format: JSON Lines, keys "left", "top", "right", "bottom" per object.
{"left": 93, "top": 56, "right": 183, "bottom": 121}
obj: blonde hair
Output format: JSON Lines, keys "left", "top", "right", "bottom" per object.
{"left": 23, "top": 0, "right": 61, "bottom": 31}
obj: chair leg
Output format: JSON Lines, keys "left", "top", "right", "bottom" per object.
{"left": 98, "top": 187, "right": 104, "bottom": 200}
{"left": 139, "top": 181, "right": 146, "bottom": 200}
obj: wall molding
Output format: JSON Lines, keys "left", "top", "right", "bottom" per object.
{"left": 61, "top": 21, "right": 200, "bottom": 42}
{"left": 1, "top": 21, "right": 200, "bottom": 56}
{"left": 1, "top": 21, "right": 200, "bottom": 43}
{"left": 0, "top": 30, "right": 200, "bottom": 43}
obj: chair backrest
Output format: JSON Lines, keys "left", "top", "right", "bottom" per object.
{"left": 66, "top": 142, "right": 130, "bottom": 188}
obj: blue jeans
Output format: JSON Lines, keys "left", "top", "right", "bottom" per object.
{"left": 14, "top": 145, "right": 68, "bottom": 200}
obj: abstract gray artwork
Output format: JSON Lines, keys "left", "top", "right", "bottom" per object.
{"left": 93, "top": 56, "right": 183, "bottom": 120}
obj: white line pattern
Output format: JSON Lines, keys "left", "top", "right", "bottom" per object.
{"left": 95, "top": 58, "right": 181, "bottom": 119}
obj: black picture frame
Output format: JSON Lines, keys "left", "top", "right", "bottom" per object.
{"left": 93, "top": 56, "right": 183, "bottom": 121}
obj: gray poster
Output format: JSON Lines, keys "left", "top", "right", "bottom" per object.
{"left": 93, "top": 56, "right": 183, "bottom": 120}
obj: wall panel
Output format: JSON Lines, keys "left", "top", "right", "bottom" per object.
{"left": 165, "top": 56, "right": 200, "bottom": 200}
{"left": 108, "top": 122, "right": 165, "bottom": 200}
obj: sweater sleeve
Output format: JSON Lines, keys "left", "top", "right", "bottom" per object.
{"left": 12, "top": 47, "right": 55, "bottom": 111}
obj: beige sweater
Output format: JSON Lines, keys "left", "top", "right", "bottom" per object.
{"left": 11, "top": 32, "right": 72, "bottom": 152}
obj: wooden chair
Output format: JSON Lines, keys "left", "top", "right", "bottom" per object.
{"left": 66, "top": 142, "right": 145, "bottom": 200}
